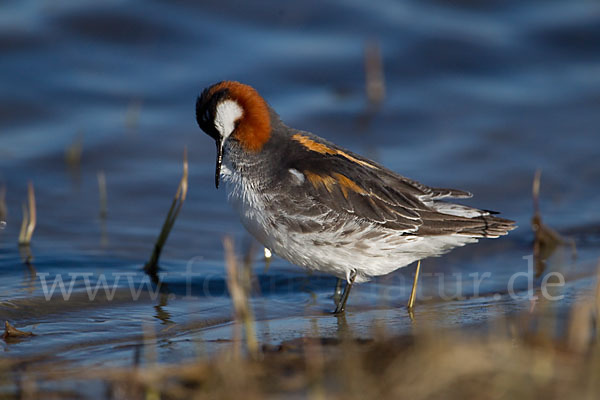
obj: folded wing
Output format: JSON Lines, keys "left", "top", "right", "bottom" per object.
{"left": 278, "top": 132, "right": 515, "bottom": 238}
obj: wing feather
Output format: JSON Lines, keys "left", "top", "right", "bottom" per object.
{"left": 275, "top": 131, "right": 515, "bottom": 237}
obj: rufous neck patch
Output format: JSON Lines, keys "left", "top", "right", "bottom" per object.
{"left": 292, "top": 134, "right": 378, "bottom": 169}
{"left": 210, "top": 81, "right": 271, "bottom": 152}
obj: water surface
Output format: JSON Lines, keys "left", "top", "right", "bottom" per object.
{"left": 1, "top": 0, "right": 599, "bottom": 386}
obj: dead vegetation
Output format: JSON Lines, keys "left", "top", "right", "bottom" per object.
{"left": 64, "top": 132, "right": 83, "bottom": 170}
{"left": 18, "top": 182, "right": 36, "bottom": 247}
{"left": 531, "top": 170, "right": 577, "bottom": 277}
{"left": 12, "top": 282, "right": 600, "bottom": 400}
{"left": 0, "top": 184, "right": 7, "bottom": 223}
{"left": 144, "top": 148, "right": 189, "bottom": 275}
{"left": 97, "top": 170, "right": 108, "bottom": 219}
{"left": 223, "top": 236, "right": 259, "bottom": 358}
{"left": 2, "top": 321, "right": 35, "bottom": 342}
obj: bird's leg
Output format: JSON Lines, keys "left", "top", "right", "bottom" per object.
{"left": 407, "top": 260, "right": 421, "bottom": 310}
{"left": 334, "top": 270, "right": 357, "bottom": 314}
{"left": 333, "top": 278, "right": 343, "bottom": 307}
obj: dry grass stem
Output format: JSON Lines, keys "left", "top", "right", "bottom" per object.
{"left": 224, "top": 236, "right": 259, "bottom": 359}
{"left": 141, "top": 323, "right": 161, "bottom": 400}
{"left": 594, "top": 260, "right": 600, "bottom": 343}
{"left": 97, "top": 170, "right": 108, "bottom": 218}
{"left": 18, "top": 182, "right": 36, "bottom": 246}
{"left": 64, "top": 132, "right": 83, "bottom": 168}
{"left": 365, "top": 39, "right": 385, "bottom": 106}
{"left": 0, "top": 184, "right": 6, "bottom": 223}
{"left": 531, "top": 169, "right": 575, "bottom": 277}
{"left": 145, "top": 148, "right": 188, "bottom": 273}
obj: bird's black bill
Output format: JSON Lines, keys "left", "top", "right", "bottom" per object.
{"left": 215, "top": 139, "right": 223, "bottom": 189}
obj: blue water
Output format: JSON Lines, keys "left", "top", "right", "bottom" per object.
{"left": 1, "top": 0, "right": 599, "bottom": 376}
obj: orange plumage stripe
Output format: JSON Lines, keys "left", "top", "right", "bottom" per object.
{"left": 292, "top": 134, "right": 378, "bottom": 169}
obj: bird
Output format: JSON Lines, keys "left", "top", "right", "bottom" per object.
{"left": 195, "top": 81, "right": 516, "bottom": 314}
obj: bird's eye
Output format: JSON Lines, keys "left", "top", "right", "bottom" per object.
{"left": 204, "top": 108, "right": 211, "bottom": 122}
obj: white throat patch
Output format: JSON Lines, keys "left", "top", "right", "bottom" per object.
{"left": 214, "top": 100, "right": 243, "bottom": 139}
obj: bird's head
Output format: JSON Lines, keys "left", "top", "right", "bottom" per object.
{"left": 195, "top": 81, "right": 271, "bottom": 188}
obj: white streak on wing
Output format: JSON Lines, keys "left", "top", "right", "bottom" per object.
{"left": 418, "top": 191, "right": 472, "bottom": 203}
{"left": 214, "top": 100, "right": 243, "bottom": 139}
{"left": 430, "top": 202, "right": 488, "bottom": 218}
{"left": 288, "top": 168, "right": 305, "bottom": 184}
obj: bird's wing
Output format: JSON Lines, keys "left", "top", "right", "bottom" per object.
{"left": 275, "top": 132, "right": 430, "bottom": 233}
{"left": 273, "top": 132, "right": 515, "bottom": 237}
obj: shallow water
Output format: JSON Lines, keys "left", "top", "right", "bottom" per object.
{"left": 1, "top": 0, "right": 600, "bottom": 386}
